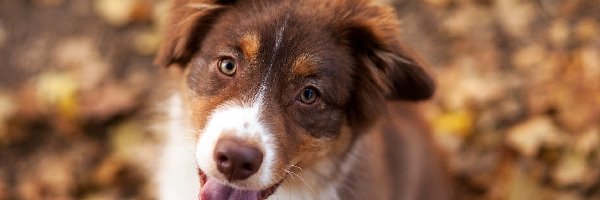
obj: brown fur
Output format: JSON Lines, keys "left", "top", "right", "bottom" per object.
{"left": 239, "top": 33, "right": 260, "bottom": 60}
{"left": 157, "top": 0, "right": 451, "bottom": 199}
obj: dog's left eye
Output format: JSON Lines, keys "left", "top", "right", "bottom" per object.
{"left": 298, "top": 87, "right": 319, "bottom": 104}
{"left": 218, "top": 58, "right": 236, "bottom": 76}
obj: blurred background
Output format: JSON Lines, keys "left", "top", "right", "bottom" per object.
{"left": 0, "top": 0, "right": 598, "bottom": 199}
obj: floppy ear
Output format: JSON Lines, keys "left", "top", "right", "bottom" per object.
{"left": 346, "top": 6, "right": 435, "bottom": 101}
{"left": 155, "top": 0, "right": 237, "bottom": 67}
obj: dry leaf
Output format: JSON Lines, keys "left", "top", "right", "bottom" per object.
{"left": 553, "top": 151, "right": 588, "bottom": 187}
{"left": 574, "top": 18, "right": 599, "bottom": 43}
{"left": 35, "top": 72, "right": 80, "bottom": 121}
{"left": 433, "top": 110, "right": 474, "bottom": 138}
{"left": 53, "top": 38, "right": 110, "bottom": 91}
{"left": 0, "top": 92, "right": 15, "bottom": 140}
{"left": 94, "top": 0, "right": 136, "bottom": 26}
{"left": 575, "top": 127, "right": 600, "bottom": 156}
{"left": 506, "top": 116, "right": 565, "bottom": 157}
{"left": 109, "top": 121, "right": 145, "bottom": 159}
{"left": 548, "top": 19, "right": 570, "bottom": 48}
{"left": 134, "top": 31, "right": 161, "bottom": 55}
{"left": 494, "top": 0, "right": 536, "bottom": 37}
{"left": 81, "top": 82, "right": 139, "bottom": 121}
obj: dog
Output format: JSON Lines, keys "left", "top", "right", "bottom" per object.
{"left": 154, "top": 0, "right": 452, "bottom": 199}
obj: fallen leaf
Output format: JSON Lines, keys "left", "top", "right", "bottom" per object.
{"left": 81, "top": 82, "right": 139, "bottom": 121}
{"left": 93, "top": 156, "right": 126, "bottom": 187}
{"left": 433, "top": 110, "right": 474, "bottom": 138}
{"left": 494, "top": 0, "right": 536, "bottom": 37}
{"left": 94, "top": 0, "right": 136, "bottom": 26}
{"left": 129, "top": 0, "right": 153, "bottom": 23}
{"left": 548, "top": 19, "right": 570, "bottom": 48}
{"left": 35, "top": 72, "right": 80, "bottom": 121}
{"left": 134, "top": 31, "right": 161, "bottom": 55}
{"left": 579, "top": 47, "right": 600, "bottom": 85}
{"left": 492, "top": 162, "right": 547, "bottom": 200}
{"left": 109, "top": 121, "right": 145, "bottom": 159}
{"left": 574, "top": 18, "right": 599, "bottom": 43}
{"left": 53, "top": 38, "right": 110, "bottom": 91}
{"left": 575, "top": 127, "right": 600, "bottom": 156}
{"left": 506, "top": 116, "right": 565, "bottom": 157}
{"left": 512, "top": 44, "right": 547, "bottom": 74}
{"left": 0, "top": 92, "right": 15, "bottom": 140}
{"left": 553, "top": 151, "right": 588, "bottom": 187}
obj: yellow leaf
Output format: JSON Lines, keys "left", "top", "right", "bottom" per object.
{"left": 109, "top": 121, "right": 144, "bottom": 159}
{"left": 36, "top": 72, "right": 79, "bottom": 120}
{"left": 433, "top": 110, "right": 474, "bottom": 138}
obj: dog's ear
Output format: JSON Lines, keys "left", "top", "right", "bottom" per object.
{"left": 345, "top": 6, "right": 435, "bottom": 101}
{"left": 155, "top": 0, "right": 238, "bottom": 67}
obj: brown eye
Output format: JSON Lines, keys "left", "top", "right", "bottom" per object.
{"left": 218, "top": 58, "right": 236, "bottom": 76}
{"left": 298, "top": 87, "right": 319, "bottom": 104}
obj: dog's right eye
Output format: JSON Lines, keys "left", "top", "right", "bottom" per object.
{"left": 218, "top": 58, "right": 236, "bottom": 76}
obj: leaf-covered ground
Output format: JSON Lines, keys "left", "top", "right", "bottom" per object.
{"left": 0, "top": 0, "right": 598, "bottom": 199}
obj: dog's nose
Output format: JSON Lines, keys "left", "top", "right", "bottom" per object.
{"left": 214, "top": 139, "right": 263, "bottom": 181}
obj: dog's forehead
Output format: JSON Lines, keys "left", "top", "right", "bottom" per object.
{"left": 190, "top": 2, "right": 355, "bottom": 109}
{"left": 220, "top": 8, "right": 339, "bottom": 76}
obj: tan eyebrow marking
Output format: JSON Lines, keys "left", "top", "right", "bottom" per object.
{"left": 292, "top": 54, "right": 318, "bottom": 77}
{"left": 239, "top": 33, "right": 260, "bottom": 60}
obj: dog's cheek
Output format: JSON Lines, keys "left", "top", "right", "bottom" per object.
{"left": 265, "top": 116, "right": 296, "bottom": 180}
{"left": 289, "top": 123, "right": 353, "bottom": 171}
{"left": 294, "top": 106, "right": 345, "bottom": 138}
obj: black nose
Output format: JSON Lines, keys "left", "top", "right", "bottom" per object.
{"left": 214, "top": 139, "right": 263, "bottom": 181}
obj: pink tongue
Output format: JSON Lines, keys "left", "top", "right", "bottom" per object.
{"left": 200, "top": 178, "right": 259, "bottom": 200}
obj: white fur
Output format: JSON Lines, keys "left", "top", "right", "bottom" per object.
{"left": 269, "top": 161, "right": 341, "bottom": 200}
{"left": 268, "top": 135, "right": 363, "bottom": 200}
{"left": 262, "top": 14, "right": 290, "bottom": 87}
{"left": 195, "top": 93, "right": 277, "bottom": 189}
{"left": 158, "top": 94, "right": 200, "bottom": 200}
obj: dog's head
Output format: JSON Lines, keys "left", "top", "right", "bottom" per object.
{"left": 157, "top": 0, "right": 434, "bottom": 199}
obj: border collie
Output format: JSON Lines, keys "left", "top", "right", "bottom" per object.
{"left": 155, "top": 0, "right": 452, "bottom": 199}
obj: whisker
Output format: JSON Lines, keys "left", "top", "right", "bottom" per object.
{"left": 282, "top": 168, "right": 296, "bottom": 181}
{"left": 287, "top": 170, "right": 317, "bottom": 195}
{"left": 289, "top": 164, "right": 303, "bottom": 171}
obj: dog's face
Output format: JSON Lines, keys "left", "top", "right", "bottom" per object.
{"left": 157, "top": 0, "right": 434, "bottom": 199}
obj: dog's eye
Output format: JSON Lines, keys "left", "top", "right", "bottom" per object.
{"left": 218, "top": 58, "right": 236, "bottom": 76}
{"left": 298, "top": 87, "right": 319, "bottom": 104}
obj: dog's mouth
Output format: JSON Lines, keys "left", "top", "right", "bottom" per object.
{"left": 198, "top": 169, "right": 282, "bottom": 200}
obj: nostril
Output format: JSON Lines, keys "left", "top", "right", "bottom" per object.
{"left": 242, "top": 163, "right": 253, "bottom": 171}
{"left": 217, "top": 154, "right": 228, "bottom": 163}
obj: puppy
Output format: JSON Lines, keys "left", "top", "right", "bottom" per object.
{"left": 155, "top": 0, "right": 452, "bottom": 199}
